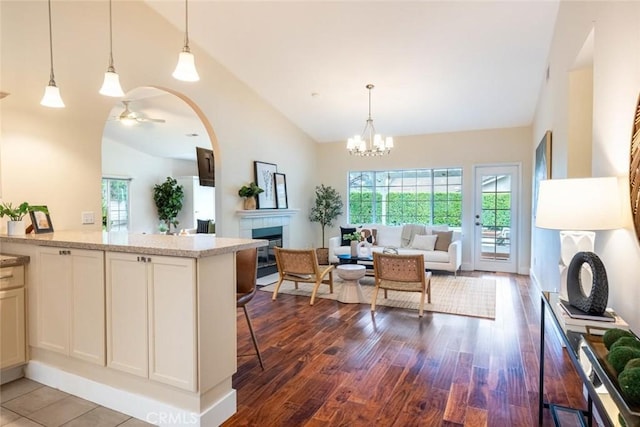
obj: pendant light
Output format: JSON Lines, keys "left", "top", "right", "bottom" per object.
{"left": 172, "top": 0, "right": 200, "bottom": 82}
{"left": 99, "top": 0, "right": 124, "bottom": 97}
{"left": 40, "top": 0, "right": 65, "bottom": 108}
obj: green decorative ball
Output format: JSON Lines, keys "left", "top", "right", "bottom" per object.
{"left": 625, "top": 358, "right": 640, "bottom": 371}
{"left": 611, "top": 337, "right": 640, "bottom": 351}
{"left": 603, "top": 329, "right": 635, "bottom": 350}
{"left": 607, "top": 347, "right": 640, "bottom": 374}
{"left": 618, "top": 367, "right": 640, "bottom": 406}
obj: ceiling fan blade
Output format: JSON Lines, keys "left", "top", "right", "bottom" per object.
{"left": 137, "top": 117, "right": 166, "bottom": 123}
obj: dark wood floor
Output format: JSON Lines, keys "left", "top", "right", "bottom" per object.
{"left": 224, "top": 272, "right": 585, "bottom": 426}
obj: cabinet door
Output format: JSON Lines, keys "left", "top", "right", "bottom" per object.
{"left": 70, "top": 250, "right": 105, "bottom": 365}
{"left": 0, "top": 288, "right": 25, "bottom": 369}
{"left": 106, "top": 252, "right": 149, "bottom": 377}
{"left": 148, "top": 256, "right": 197, "bottom": 391}
{"left": 37, "top": 248, "right": 71, "bottom": 354}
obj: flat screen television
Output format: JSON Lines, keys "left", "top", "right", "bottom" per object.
{"left": 196, "top": 147, "right": 215, "bottom": 187}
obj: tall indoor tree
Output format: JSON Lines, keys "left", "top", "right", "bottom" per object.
{"left": 309, "top": 184, "right": 343, "bottom": 250}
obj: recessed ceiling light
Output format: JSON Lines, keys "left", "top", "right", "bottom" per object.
{"left": 311, "top": 92, "right": 319, "bottom": 98}
{"left": 186, "top": 133, "right": 199, "bottom": 137}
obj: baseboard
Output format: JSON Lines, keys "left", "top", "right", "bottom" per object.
{"left": 1, "top": 365, "right": 25, "bottom": 385}
{"left": 25, "top": 361, "right": 236, "bottom": 426}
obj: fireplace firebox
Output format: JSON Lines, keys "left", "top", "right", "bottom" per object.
{"left": 252, "top": 226, "right": 283, "bottom": 278}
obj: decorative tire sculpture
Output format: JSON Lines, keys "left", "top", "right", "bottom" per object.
{"left": 567, "top": 251, "right": 608, "bottom": 315}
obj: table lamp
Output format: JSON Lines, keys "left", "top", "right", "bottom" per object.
{"left": 535, "top": 177, "right": 622, "bottom": 302}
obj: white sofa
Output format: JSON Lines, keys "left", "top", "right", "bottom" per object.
{"left": 328, "top": 224, "right": 462, "bottom": 276}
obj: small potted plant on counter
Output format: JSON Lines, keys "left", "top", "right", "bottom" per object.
{"left": 238, "top": 182, "right": 263, "bottom": 210}
{"left": 0, "top": 202, "right": 49, "bottom": 236}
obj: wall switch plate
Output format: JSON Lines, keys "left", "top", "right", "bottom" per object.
{"left": 81, "top": 211, "right": 95, "bottom": 224}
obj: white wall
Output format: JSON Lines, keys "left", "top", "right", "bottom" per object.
{"left": 102, "top": 139, "right": 174, "bottom": 234}
{"left": 316, "top": 126, "right": 533, "bottom": 274}
{"left": 0, "top": 1, "right": 317, "bottom": 248}
{"left": 532, "top": 1, "right": 640, "bottom": 331}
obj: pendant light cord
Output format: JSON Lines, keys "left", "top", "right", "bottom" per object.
{"left": 47, "top": 0, "right": 55, "bottom": 84}
{"left": 183, "top": 0, "right": 190, "bottom": 51}
{"left": 108, "top": 0, "right": 115, "bottom": 70}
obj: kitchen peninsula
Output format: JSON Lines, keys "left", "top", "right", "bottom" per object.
{"left": 0, "top": 231, "right": 267, "bottom": 426}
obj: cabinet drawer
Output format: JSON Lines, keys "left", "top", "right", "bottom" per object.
{"left": 0, "top": 266, "right": 24, "bottom": 290}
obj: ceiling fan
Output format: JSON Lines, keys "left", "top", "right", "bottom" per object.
{"left": 113, "top": 100, "right": 166, "bottom": 126}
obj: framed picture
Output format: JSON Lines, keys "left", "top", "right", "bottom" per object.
{"left": 254, "top": 161, "right": 277, "bottom": 209}
{"left": 275, "top": 173, "right": 288, "bottom": 209}
{"left": 533, "top": 130, "right": 552, "bottom": 220}
{"left": 29, "top": 207, "right": 54, "bottom": 233}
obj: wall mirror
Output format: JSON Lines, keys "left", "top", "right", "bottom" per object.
{"left": 631, "top": 93, "right": 640, "bottom": 244}
{"left": 101, "top": 86, "right": 215, "bottom": 234}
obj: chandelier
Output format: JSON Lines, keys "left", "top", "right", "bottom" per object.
{"left": 346, "top": 84, "right": 393, "bottom": 156}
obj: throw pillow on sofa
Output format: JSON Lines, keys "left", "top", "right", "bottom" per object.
{"left": 375, "top": 225, "right": 403, "bottom": 247}
{"left": 434, "top": 231, "right": 453, "bottom": 251}
{"left": 410, "top": 234, "right": 437, "bottom": 251}
{"left": 340, "top": 226, "right": 356, "bottom": 246}
{"left": 358, "top": 227, "right": 377, "bottom": 244}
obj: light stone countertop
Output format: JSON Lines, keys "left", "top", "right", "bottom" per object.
{"left": 0, "top": 230, "right": 267, "bottom": 258}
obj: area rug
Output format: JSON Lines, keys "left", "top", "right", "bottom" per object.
{"left": 260, "top": 275, "right": 496, "bottom": 319}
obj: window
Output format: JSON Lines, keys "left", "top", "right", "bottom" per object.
{"left": 348, "top": 168, "right": 462, "bottom": 226}
{"left": 102, "top": 178, "right": 130, "bottom": 231}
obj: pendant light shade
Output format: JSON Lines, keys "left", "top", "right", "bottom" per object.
{"left": 99, "top": 0, "right": 124, "bottom": 97}
{"left": 100, "top": 70, "right": 124, "bottom": 97}
{"left": 173, "top": 0, "right": 200, "bottom": 82}
{"left": 41, "top": 0, "right": 64, "bottom": 108}
{"left": 41, "top": 84, "right": 65, "bottom": 108}
{"left": 173, "top": 51, "right": 199, "bottom": 82}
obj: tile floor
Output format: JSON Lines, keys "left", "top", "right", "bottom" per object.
{"left": 0, "top": 378, "right": 154, "bottom": 427}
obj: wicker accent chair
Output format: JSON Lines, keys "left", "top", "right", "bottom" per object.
{"left": 272, "top": 248, "right": 334, "bottom": 305}
{"left": 372, "top": 252, "right": 431, "bottom": 317}
{"left": 236, "top": 247, "right": 264, "bottom": 369}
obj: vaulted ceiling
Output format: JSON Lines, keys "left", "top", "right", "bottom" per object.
{"left": 146, "top": 1, "right": 559, "bottom": 143}
{"left": 105, "top": 1, "right": 560, "bottom": 161}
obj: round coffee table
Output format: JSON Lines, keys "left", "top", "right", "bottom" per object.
{"left": 336, "top": 264, "right": 366, "bottom": 304}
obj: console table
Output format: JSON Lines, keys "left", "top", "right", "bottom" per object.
{"left": 540, "top": 291, "right": 640, "bottom": 427}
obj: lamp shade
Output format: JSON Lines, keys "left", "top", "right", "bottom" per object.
{"left": 535, "top": 177, "right": 622, "bottom": 230}
{"left": 40, "top": 84, "right": 65, "bottom": 108}
{"left": 172, "top": 51, "right": 199, "bottom": 82}
{"left": 99, "top": 71, "right": 124, "bottom": 97}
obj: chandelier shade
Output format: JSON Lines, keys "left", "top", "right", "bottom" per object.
{"left": 347, "top": 84, "right": 393, "bottom": 156}
{"left": 99, "top": 0, "right": 124, "bottom": 97}
{"left": 173, "top": 0, "right": 200, "bottom": 82}
{"left": 40, "top": 0, "right": 65, "bottom": 108}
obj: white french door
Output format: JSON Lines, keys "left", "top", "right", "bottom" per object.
{"left": 473, "top": 164, "right": 520, "bottom": 273}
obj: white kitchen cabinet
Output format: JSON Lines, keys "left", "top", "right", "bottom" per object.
{"left": 0, "top": 282, "right": 25, "bottom": 369}
{"left": 37, "top": 247, "right": 105, "bottom": 365}
{"left": 175, "top": 176, "right": 215, "bottom": 230}
{"left": 106, "top": 252, "right": 197, "bottom": 391}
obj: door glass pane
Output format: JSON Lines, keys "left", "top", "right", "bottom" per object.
{"left": 481, "top": 174, "right": 511, "bottom": 261}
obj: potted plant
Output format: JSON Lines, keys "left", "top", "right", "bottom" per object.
{"left": 342, "top": 231, "right": 363, "bottom": 257}
{"left": 0, "top": 202, "right": 49, "bottom": 236}
{"left": 153, "top": 177, "right": 184, "bottom": 234}
{"left": 238, "top": 182, "right": 263, "bottom": 210}
{"left": 309, "top": 184, "right": 343, "bottom": 263}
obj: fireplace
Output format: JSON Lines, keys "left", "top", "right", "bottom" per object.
{"left": 252, "top": 226, "right": 283, "bottom": 278}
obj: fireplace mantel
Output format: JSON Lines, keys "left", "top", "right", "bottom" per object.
{"left": 236, "top": 209, "right": 299, "bottom": 219}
